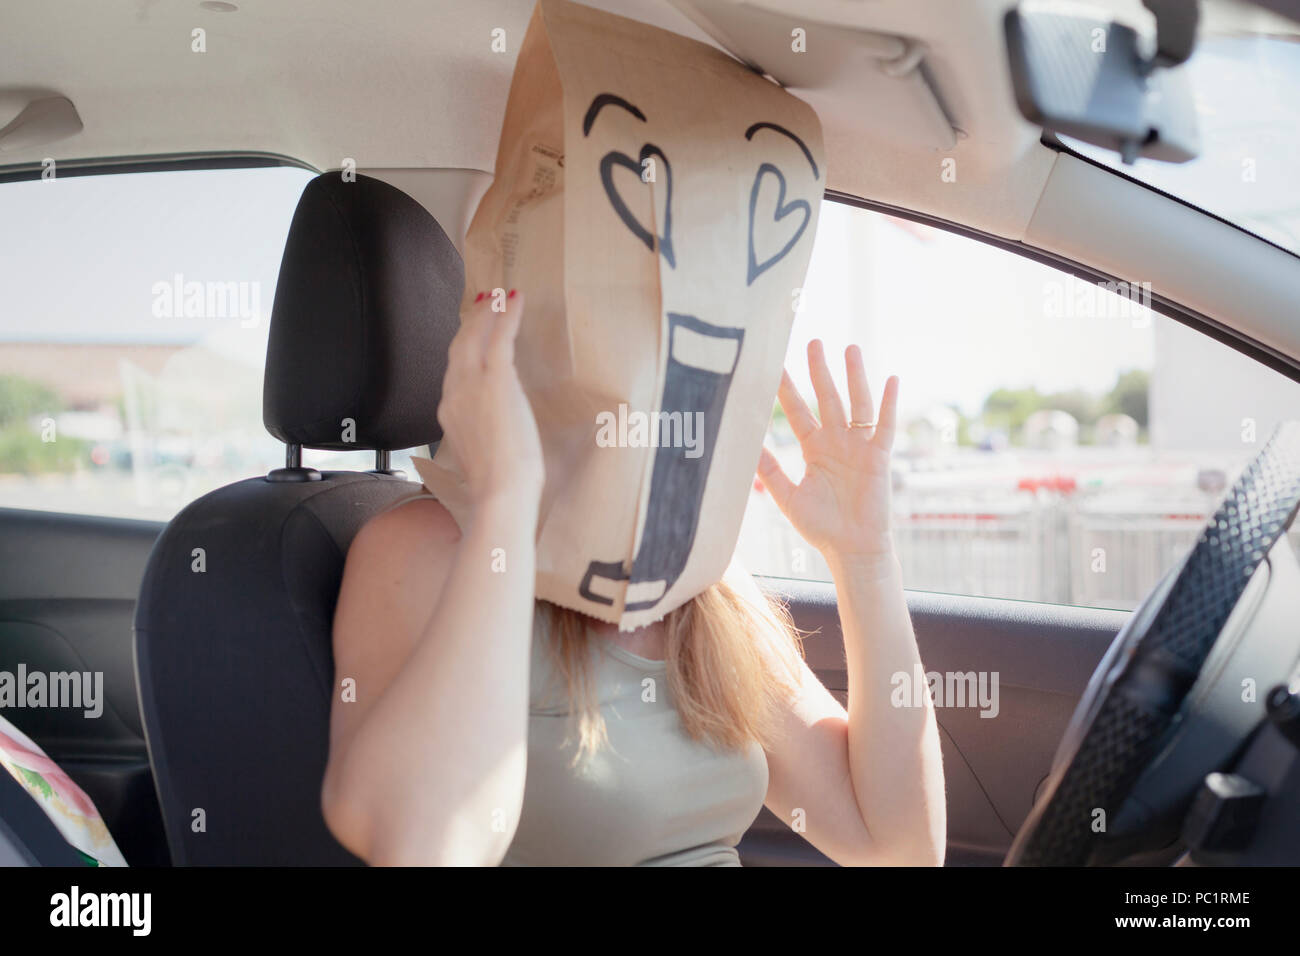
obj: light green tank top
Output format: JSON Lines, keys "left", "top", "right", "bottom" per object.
{"left": 500, "top": 606, "right": 769, "bottom": 866}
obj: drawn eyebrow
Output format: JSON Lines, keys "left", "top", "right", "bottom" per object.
{"left": 583, "top": 93, "right": 647, "bottom": 137}
{"left": 744, "top": 122, "right": 819, "bottom": 179}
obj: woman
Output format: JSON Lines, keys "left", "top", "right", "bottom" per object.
{"left": 321, "top": 290, "right": 946, "bottom": 866}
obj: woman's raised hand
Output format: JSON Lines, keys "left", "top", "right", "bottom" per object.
{"left": 436, "top": 289, "right": 545, "bottom": 506}
{"left": 757, "top": 339, "right": 899, "bottom": 562}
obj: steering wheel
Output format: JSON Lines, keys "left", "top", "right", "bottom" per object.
{"left": 1006, "top": 421, "right": 1300, "bottom": 865}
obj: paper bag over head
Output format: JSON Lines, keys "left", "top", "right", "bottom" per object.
{"left": 413, "top": 0, "right": 825, "bottom": 630}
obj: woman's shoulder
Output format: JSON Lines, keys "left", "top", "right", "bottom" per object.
{"left": 358, "top": 489, "right": 461, "bottom": 547}
{"left": 343, "top": 490, "right": 463, "bottom": 589}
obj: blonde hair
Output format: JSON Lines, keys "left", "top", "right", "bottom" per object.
{"left": 537, "top": 564, "right": 807, "bottom": 761}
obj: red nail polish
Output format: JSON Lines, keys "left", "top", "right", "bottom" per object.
{"left": 474, "top": 292, "right": 485, "bottom": 302}
{"left": 507, "top": 289, "right": 517, "bottom": 299}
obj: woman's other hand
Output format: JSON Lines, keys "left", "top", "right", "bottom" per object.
{"left": 756, "top": 339, "right": 898, "bottom": 564}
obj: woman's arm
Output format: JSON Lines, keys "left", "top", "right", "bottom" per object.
{"left": 321, "top": 290, "right": 543, "bottom": 866}
{"left": 756, "top": 340, "right": 946, "bottom": 866}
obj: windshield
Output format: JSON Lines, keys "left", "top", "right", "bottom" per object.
{"left": 1064, "top": 1, "right": 1300, "bottom": 255}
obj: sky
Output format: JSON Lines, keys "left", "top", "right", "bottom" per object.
{"left": 786, "top": 203, "right": 1157, "bottom": 419}
{"left": 0, "top": 165, "right": 311, "bottom": 362}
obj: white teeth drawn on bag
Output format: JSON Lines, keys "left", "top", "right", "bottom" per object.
{"left": 578, "top": 94, "right": 820, "bottom": 613}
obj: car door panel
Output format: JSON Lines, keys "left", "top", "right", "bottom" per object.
{"left": 0, "top": 507, "right": 167, "bottom": 864}
{"left": 741, "top": 577, "right": 1126, "bottom": 865}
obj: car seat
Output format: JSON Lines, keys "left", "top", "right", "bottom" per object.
{"left": 133, "top": 172, "right": 463, "bottom": 864}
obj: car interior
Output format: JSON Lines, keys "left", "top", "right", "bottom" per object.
{"left": 2, "top": 0, "right": 1300, "bottom": 868}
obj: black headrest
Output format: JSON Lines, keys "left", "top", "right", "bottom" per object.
{"left": 263, "top": 172, "right": 464, "bottom": 451}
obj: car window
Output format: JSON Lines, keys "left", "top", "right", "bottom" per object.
{"left": 0, "top": 165, "right": 427, "bottom": 522}
{"left": 736, "top": 199, "right": 1300, "bottom": 610}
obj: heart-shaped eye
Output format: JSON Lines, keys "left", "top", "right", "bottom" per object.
{"left": 599, "top": 144, "right": 675, "bottom": 268}
{"left": 746, "top": 162, "right": 811, "bottom": 286}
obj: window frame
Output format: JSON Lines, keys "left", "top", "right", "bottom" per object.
{"left": 0, "top": 151, "right": 317, "bottom": 185}
{"left": 824, "top": 186, "right": 1300, "bottom": 388}
{"left": 0, "top": 153, "right": 330, "bottom": 522}
{"left": 2, "top": 153, "right": 1295, "bottom": 544}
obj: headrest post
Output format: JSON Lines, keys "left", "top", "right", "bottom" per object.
{"left": 368, "top": 449, "right": 406, "bottom": 479}
{"left": 266, "top": 442, "right": 321, "bottom": 483}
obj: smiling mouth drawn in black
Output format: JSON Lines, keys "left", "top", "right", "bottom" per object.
{"left": 580, "top": 313, "right": 744, "bottom": 610}
{"left": 577, "top": 94, "right": 818, "bottom": 614}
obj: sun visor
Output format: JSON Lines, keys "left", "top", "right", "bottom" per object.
{"left": 669, "top": 0, "right": 958, "bottom": 151}
{"left": 0, "top": 94, "right": 83, "bottom": 154}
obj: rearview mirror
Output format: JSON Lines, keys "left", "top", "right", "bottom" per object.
{"left": 1004, "top": 2, "right": 1200, "bottom": 164}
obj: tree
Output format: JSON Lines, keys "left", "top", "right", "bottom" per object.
{"left": 0, "top": 374, "right": 85, "bottom": 474}
{"left": 982, "top": 387, "right": 1042, "bottom": 432}
{"left": 0, "top": 374, "right": 60, "bottom": 429}
{"left": 1041, "top": 388, "right": 1100, "bottom": 425}
{"left": 1103, "top": 369, "right": 1149, "bottom": 427}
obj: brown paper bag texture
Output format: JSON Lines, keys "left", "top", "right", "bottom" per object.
{"left": 413, "top": 0, "right": 824, "bottom": 630}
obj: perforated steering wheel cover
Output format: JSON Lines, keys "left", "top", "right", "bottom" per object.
{"left": 1007, "top": 421, "right": 1300, "bottom": 866}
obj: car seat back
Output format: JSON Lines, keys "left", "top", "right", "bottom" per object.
{"left": 134, "top": 172, "right": 463, "bottom": 865}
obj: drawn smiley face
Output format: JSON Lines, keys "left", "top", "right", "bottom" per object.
{"left": 576, "top": 92, "right": 822, "bottom": 614}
